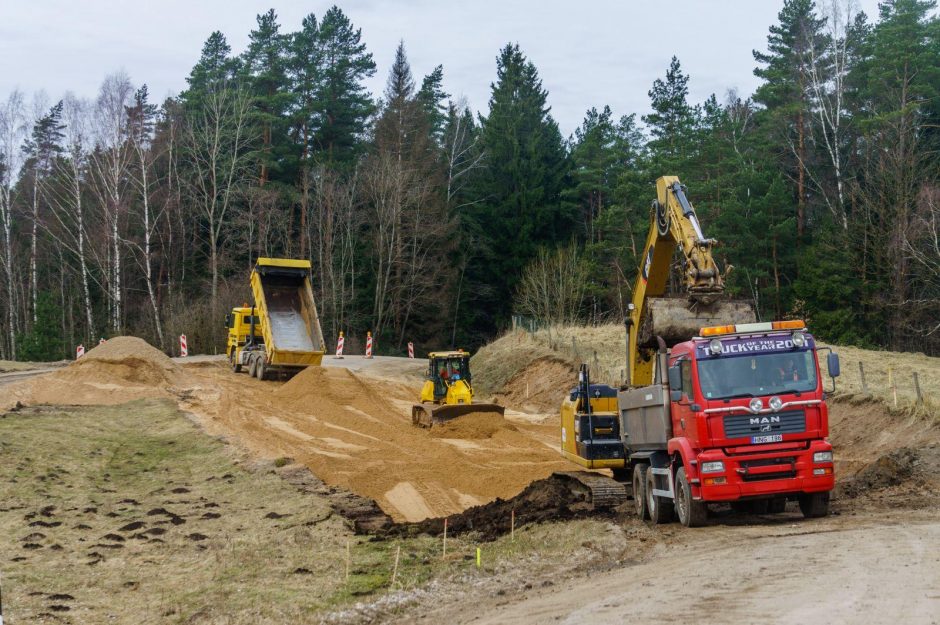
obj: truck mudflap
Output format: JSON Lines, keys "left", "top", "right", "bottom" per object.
{"left": 553, "top": 471, "right": 630, "bottom": 510}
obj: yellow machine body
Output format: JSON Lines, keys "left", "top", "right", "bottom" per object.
{"left": 412, "top": 350, "right": 504, "bottom": 427}
{"left": 226, "top": 306, "right": 263, "bottom": 369}
{"left": 560, "top": 390, "right": 625, "bottom": 469}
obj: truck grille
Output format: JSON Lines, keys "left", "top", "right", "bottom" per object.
{"left": 723, "top": 410, "right": 805, "bottom": 439}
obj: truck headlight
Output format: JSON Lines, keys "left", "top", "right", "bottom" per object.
{"left": 708, "top": 339, "right": 723, "bottom": 355}
{"left": 768, "top": 396, "right": 783, "bottom": 412}
{"left": 701, "top": 461, "right": 725, "bottom": 473}
{"left": 792, "top": 331, "right": 806, "bottom": 348}
{"left": 813, "top": 451, "right": 833, "bottom": 463}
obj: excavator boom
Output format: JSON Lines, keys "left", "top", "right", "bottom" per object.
{"left": 626, "top": 176, "right": 755, "bottom": 386}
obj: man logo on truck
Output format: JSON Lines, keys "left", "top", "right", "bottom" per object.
{"left": 750, "top": 415, "right": 781, "bottom": 425}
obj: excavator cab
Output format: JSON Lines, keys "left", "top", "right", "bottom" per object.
{"left": 412, "top": 350, "right": 505, "bottom": 428}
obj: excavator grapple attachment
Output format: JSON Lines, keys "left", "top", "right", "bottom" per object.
{"left": 411, "top": 403, "right": 505, "bottom": 428}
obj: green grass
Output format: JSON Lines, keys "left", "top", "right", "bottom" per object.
{"left": 0, "top": 398, "right": 625, "bottom": 623}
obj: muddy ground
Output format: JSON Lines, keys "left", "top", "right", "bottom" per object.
{"left": 2, "top": 337, "right": 939, "bottom": 623}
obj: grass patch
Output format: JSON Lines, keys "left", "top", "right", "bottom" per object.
{"left": 1, "top": 398, "right": 624, "bottom": 623}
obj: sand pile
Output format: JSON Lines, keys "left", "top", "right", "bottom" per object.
{"left": 62, "top": 337, "right": 179, "bottom": 385}
{"left": 2, "top": 337, "right": 181, "bottom": 409}
{"left": 429, "top": 411, "right": 518, "bottom": 440}
{"left": 185, "top": 363, "right": 574, "bottom": 522}
{"left": 493, "top": 357, "right": 575, "bottom": 413}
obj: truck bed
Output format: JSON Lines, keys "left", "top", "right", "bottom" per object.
{"left": 266, "top": 286, "right": 316, "bottom": 352}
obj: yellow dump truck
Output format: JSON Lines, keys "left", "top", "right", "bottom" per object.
{"left": 227, "top": 258, "right": 326, "bottom": 380}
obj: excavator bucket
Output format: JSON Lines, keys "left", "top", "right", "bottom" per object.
{"left": 411, "top": 403, "right": 506, "bottom": 428}
{"left": 639, "top": 298, "right": 756, "bottom": 346}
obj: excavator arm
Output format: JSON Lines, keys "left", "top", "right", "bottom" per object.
{"left": 625, "top": 176, "right": 754, "bottom": 387}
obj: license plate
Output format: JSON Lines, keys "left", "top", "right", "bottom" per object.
{"left": 751, "top": 434, "right": 783, "bottom": 444}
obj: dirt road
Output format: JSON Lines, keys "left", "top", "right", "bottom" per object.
{"left": 388, "top": 509, "right": 939, "bottom": 625}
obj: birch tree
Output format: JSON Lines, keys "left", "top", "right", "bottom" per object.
{"left": 0, "top": 91, "right": 27, "bottom": 357}
{"left": 181, "top": 85, "right": 255, "bottom": 316}
{"left": 89, "top": 72, "right": 134, "bottom": 332}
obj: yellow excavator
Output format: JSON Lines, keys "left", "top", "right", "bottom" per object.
{"left": 411, "top": 350, "right": 505, "bottom": 427}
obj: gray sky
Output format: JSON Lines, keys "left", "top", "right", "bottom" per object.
{"left": 1, "top": 0, "right": 882, "bottom": 136}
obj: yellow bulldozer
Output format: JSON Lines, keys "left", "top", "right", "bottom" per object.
{"left": 411, "top": 350, "right": 505, "bottom": 427}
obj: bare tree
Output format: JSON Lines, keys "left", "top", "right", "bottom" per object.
{"left": 88, "top": 72, "right": 134, "bottom": 333}
{"left": 181, "top": 85, "right": 255, "bottom": 317}
{"left": 0, "top": 90, "right": 27, "bottom": 357}
{"left": 515, "top": 245, "right": 590, "bottom": 326}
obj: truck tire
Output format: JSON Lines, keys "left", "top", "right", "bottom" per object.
{"left": 247, "top": 355, "right": 258, "bottom": 378}
{"left": 768, "top": 497, "right": 787, "bottom": 514}
{"left": 646, "top": 468, "right": 674, "bottom": 524}
{"left": 633, "top": 464, "right": 649, "bottom": 520}
{"left": 256, "top": 358, "right": 266, "bottom": 381}
{"left": 798, "top": 492, "right": 830, "bottom": 518}
{"left": 675, "top": 467, "right": 707, "bottom": 527}
{"left": 231, "top": 352, "right": 242, "bottom": 373}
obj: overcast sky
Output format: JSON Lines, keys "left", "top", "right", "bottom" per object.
{"left": 1, "top": 0, "right": 883, "bottom": 136}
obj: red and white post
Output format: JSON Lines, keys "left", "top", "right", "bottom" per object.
{"left": 76, "top": 344, "right": 85, "bottom": 359}
{"left": 407, "top": 342, "right": 414, "bottom": 359}
{"left": 365, "top": 331, "right": 374, "bottom": 359}
{"left": 334, "top": 331, "right": 345, "bottom": 359}
{"left": 179, "top": 334, "right": 188, "bottom": 357}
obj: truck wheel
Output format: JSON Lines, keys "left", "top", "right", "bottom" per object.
{"left": 633, "top": 464, "right": 649, "bottom": 520}
{"left": 231, "top": 352, "right": 242, "bottom": 373}
{"left": 798, "top": 493, "right": 830, "bottom": 518}
{"left": 768, "top": 497, "right": 787, "bottom": 514}
{"left": 256, "top": 359, "right": 266, "bottom": 381}
{"left": 247, "top": 355, "right": 258, "bottom": 378}
{"left": 646, "top": 468, "right": 674, "bottom": 524}
{"left": 675, "top": 467, "right": 707, "bottom": 527}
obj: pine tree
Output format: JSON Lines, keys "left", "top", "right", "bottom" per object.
{"left": 416, "top": 65, "right": 449, "bottom": 142}
{"left": 753, "top": 0, "right": 828, "bottom": 236}
{"left": 463, "top": 43, "right": 570, "bottom": 338}
{"left": 182, "top": 31, "right": 239, "bottom": 108}
{"left": 313, "top": 6, "right": 376, "bottom": 167}
{"left": 643, "top": 56, "right": 699, "bottom": 175}
{"left": 241, "top": 9, "right": 291, "bottom": 184}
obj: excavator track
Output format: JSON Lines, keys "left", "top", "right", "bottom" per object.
{"left": 554, "top": 471, "right": 630, "bottom": 510}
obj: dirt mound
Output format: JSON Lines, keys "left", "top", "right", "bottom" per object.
{"left": 183, "top": 362, "right": 574, "bottom": 522}
{"left": 493, "top": 357, "right": 574, "bottom": 413}
{"left": 396, "top": 472, "right": 605, "bottom": 541}
{"left": 62, "top": 337, "right": 178, "bottom": 384}
{"left": 836, "top": 444, "right": 940, "bottom": 502}
{"left": 2, "top": 337, "right": 181, "bottom": 409}
{"left": 429, "top": 411, "right": 518, "bottom": 439}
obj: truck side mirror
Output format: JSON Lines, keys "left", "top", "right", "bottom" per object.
{"left": 827, "top": 352, "right": 841, "bottom": 378}
{"left": 668, "top": 365, "right": 682, "bottom": 402}
{"left": 225, "top": 314, "right": 232, "bottom": 328}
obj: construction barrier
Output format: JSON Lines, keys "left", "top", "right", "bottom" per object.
{"left": 408, "top": 342, "right": 414, "bottom": 359}
{"left": 335, "top": 331, "right": 345, "bottom": 358}
{"left": 76, "top": 344, "right": 85, "bottom": 359}
{"left": 365, "top": 331, "right": 374, "bottom": 359}
{"left": 180, "top": 334, "right": 188, "bottom": 357}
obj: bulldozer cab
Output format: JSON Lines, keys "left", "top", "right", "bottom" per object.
{"left": 427, "top": 351, "right": 471, "bottom": 399}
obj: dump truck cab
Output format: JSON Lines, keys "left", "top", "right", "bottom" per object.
{"left": 664, "top": 322, "right": 836, "bottom": 513}
{"left": 226, "top": 306, "right": 263, "bottom": 372}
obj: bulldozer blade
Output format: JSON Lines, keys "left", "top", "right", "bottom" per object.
{"left": 411, "top": 403, "right": 505, "bottom": 428}
{"left": 639, "top": 298, "right": 756, "bottom": 346}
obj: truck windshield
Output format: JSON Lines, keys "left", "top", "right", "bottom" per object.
{"left": 696, "top": 350, "right": 817, "bottom": 400}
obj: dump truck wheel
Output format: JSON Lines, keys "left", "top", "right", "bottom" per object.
{"left": 646, "top": 468, "right": 674, "bottom": 524}
{"left": 798, "top": 493, "right": 830, "bottom": 518}
{"left": 231, "top": 353, "right": 242, "bottom": 373}
{"left": 247, "top": 355, "right": 258, "bottom": 378}
{"left": 256, "top": 359, "right": 266, "bottom": 381}
{"left": 633, "top": 464, "right": 649, "bottom": 520}
{"left": 768, "top": 497, "right": 787, "bottom": 514}
{"left": 675, "top": 467, "right": 707, "bottom": 527}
